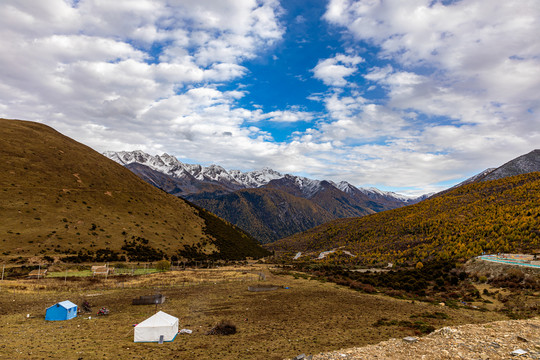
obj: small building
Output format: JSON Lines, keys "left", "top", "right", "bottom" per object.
{"left": 134, "top": 311, "right": 179, "bottom": 343}
{"left": 45, "top": 300, "right": 78, "bottom": 321}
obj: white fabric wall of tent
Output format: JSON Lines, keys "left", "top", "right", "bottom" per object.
{"left": 134, "top": 311, "right": 179, "bottom": 343}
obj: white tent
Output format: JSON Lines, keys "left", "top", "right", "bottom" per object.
{"left": 134, "top": 311, "right": 179, "bottom": 343}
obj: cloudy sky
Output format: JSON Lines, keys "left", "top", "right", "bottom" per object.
{"left": 1, "top": 0, "right": 539, "bottom": 195}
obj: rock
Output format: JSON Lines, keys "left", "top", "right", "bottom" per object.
{"left": 294, "top": 354, "right": 306, "bottom": 360}
{"left": 511, "top": 349, "right": 528, "bottom": 356}
{"left": 403, "top": 336, "right": 418, "bottom": 343}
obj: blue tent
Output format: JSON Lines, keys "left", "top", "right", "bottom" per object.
{"left": 45, "top": 300, "right": 78, "bottom": 321}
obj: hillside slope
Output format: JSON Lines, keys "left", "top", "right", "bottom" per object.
{"left": 0, "top": 119, "right": 268, "bottom": 261}
{"left": 189, "top": 188, "right": 337, "bottom": 244}
{"left": 268, "top": 172, "right": 540, "bottom": 265}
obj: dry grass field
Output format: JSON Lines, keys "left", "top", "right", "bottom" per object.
{"left": 0, "top": 264, "right": 508, "bottom": 360}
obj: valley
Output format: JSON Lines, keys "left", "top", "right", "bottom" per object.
{"left": 0, "top": 118, "right": 539, "bottom": 360}
{"left": 105, "top": 150, "right": 427, "bottom": 244}
{"left": 0, "top": 263, "right": 514, "bottom": 360}
{"left": 1, "top": 1, "right": 539, "bottom": 359}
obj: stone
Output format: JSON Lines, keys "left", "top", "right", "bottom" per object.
{"left": 511, "top": 349, "right": 528, "bottom": 356}
{"left": 403, "top": 336, "right": 418, "bottom": 343}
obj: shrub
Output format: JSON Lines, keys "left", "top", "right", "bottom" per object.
{"left": 207, "top": 320, "right": 237, "bottom": 335}
{"left": 349, "top": 281, "right": 376, "bottom": 293}
{"left": 155, "top": 260, "right": 171, "bottom": 272}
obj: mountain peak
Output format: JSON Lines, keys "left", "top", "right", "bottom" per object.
{"left": 480, "top": 149, "right": 540, "bottom": 182}
{"left": 103, "top": 150, "right": 423, "bottom": 202}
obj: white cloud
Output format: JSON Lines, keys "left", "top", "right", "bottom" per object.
{"left": 323, "top": 0, "right": 540, "bottom": 121}
{"left": 0, "top": 0, "right": 288, "bottom": 167}
{"left": 312, "top": 53, "right": 364, "bottom": 87}
{"left": 1, "top": 0, "right": 539, "bottom": 195}
{"left": 252, "top": 108, "right": 314, "bottom": 123}
{"left": 316, "top": 0, "right": 540, "bottom": 189}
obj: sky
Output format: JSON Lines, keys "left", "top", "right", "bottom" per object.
{"left": 0, "top": 0, "right": 539, "bottom": 196}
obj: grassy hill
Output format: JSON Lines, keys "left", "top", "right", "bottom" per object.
{"left": 0, "top": 119, "right": 268, "bottom": 261}
{"left": 268, "top": 172, "right": 540, "bottom": 265}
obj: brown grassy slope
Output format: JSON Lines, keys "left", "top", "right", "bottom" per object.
{"left": 268, "top": 172, "right": 540, "bottom": 264}
{"left": 0, "top": 119, "right": 265, "bottom": 259}
{"left": 0, "top": 267, "right": 506, "bottom": 360}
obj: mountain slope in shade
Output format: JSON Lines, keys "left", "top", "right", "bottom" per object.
{"left": 125, "top": 162, "right": 230, "bottom": 197}
{"left": 264, "top": 177, "right": 375, "bottom": 217}
{"left": 0, "top": 119, "right": 268, "bottom": 260}
{"left": 268, "top": 171, "right": 540, "bottom": 265}
{"left": 189, "top": 188, "right": 336, "bottom": 244}
{"left": 130, "top": 164, "right": 374, "bottom": 243}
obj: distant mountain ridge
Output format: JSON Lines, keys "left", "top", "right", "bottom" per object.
{"left": 104, "top": 150, "right": 423, "bottom": 203}
{"left": 104, "top": 150, "right": 283, "bottom": 193}
{"left": 438, "top": 149, "right": 540, "bottom": 196}
{"left": 104, "top": 150, "right": 428, "bottom": 243}
{"left": 478, "top": 149, "right": 540, "bottom": 182}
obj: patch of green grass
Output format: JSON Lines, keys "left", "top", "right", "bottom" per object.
{"left": 47, "top": 268, "right": 160, "bottom": 278}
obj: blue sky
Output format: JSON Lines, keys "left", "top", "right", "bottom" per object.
{"left": 0, "top": 0, "right": 539, "bottom": 195}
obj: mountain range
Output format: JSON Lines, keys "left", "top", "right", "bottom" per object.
{"left": 104, "top": 150, "right": 429, "bottom": 243}
{"left": 436, "top": 149, "right": 540, "bottom": 196}
{"left": 268, "top": 149, "right": 540, "bottom": 264}
{"left": 0, "top": 119, "right": 268, "bottom": 261}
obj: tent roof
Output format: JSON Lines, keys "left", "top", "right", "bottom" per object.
{"left": 47, "top": 300, "right": 77, "bottom": 310}
{"left": 136, "top": 311, "right": 178, "bottom": 328}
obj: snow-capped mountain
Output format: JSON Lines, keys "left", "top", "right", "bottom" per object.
{"left": 334, "top": 181, "right": 424, "bottom": 204}
{"left": 104, "top": 150, "right": 424, "bottom": 202}
{"left": 229, "top": 167, "right": 283, "bottom": 188}
{"left": 104, "top": 150, "right": 426, "bottom": 203}
{"left": 103, "top": 150, "right": 430, "bottom": 243}
{"left": 105, "top": 150, "right": 283, "bottom": 190}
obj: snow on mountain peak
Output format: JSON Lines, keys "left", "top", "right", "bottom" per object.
{"left": 336, "top": 181, "right": 357, "bottom": 193}
{"left": 103, "top": 150, "right": 428, "bottom": 202}
{"left": 229, "top": 167, "right": 283, "bottom": 188}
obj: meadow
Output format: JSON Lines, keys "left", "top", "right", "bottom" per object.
{"left": 0, "top": 264, "right": 508, "bottom": 360}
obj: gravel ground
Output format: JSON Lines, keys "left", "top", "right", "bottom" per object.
{"left": 308, "top": 317, "right": 540, "bottom": 360}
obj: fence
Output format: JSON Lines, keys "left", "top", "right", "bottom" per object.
{"left": 0, "top": 263, "right": 267, "bottom": 293}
